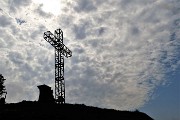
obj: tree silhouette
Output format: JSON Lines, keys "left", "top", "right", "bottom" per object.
{"left": 0, "top": 74, "right": 6, "bottom": 98}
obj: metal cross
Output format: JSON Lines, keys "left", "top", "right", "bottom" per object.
{"left": 44, "top": 28, "right": 72, "bottom": 104}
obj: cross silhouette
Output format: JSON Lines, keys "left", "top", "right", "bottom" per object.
{"left": 44, "top": 28, "right": 72, "bottom": 104}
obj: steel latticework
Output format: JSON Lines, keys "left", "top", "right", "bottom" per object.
{"left": 43, "top": 28, "right": 72, "bottom": 104}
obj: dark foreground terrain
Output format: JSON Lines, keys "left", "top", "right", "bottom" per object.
{"left": 0, "top": 101, "right": 153, "bottom": 120}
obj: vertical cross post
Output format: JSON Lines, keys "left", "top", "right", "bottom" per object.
{"left": 55, "top": 49, "right": 65, "bottom": 103}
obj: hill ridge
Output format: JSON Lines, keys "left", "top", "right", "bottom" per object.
{"left": 0, "top": 101, "right": 154, "bottom": 120}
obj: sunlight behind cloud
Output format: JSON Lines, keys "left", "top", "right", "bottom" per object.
{"left": 32, "top": 0, "right": 62, "bottom": 16}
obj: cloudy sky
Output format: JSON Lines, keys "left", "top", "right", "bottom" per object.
{"left": 0, "top": 0, "right": 179, "bottom": 119}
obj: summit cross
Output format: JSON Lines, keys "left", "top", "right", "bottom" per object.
{"left": 43, "top": 28, "right": 72, "bottom": 104}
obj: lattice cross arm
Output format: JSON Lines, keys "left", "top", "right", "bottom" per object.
{"left": 60, "top": 44, "right": 72, "bottom": 58}
{"left": 43, "top": 31, "right": 57, "bottom": 48}
{"left": 44, "top": 31, "right": 72, "bottom": 58}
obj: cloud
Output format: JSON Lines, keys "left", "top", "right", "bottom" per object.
{"left": 73, "top": 22, "right": 88, "bottom": 39}
{"left": 9, "top": 0, "right": 32, "bottom": 13}
{"left": 74, "top": 0, "right": 97, "bottom": 12}
{"left": 34, "top": 4, "right": 53, "bottom": 18}
{"left": 0, "top": 0, "right": 179, "bottom": 110}
{"left": 0, "top": 15, "right": 12, "bottom": 27}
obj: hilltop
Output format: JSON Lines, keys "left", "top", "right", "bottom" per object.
{"left": 0, "top": 101, "right": 153, "bottom": 120}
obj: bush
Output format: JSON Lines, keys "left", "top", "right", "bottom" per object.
{"left": 0, "top": 74, "right": 6, "bottom": 98}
